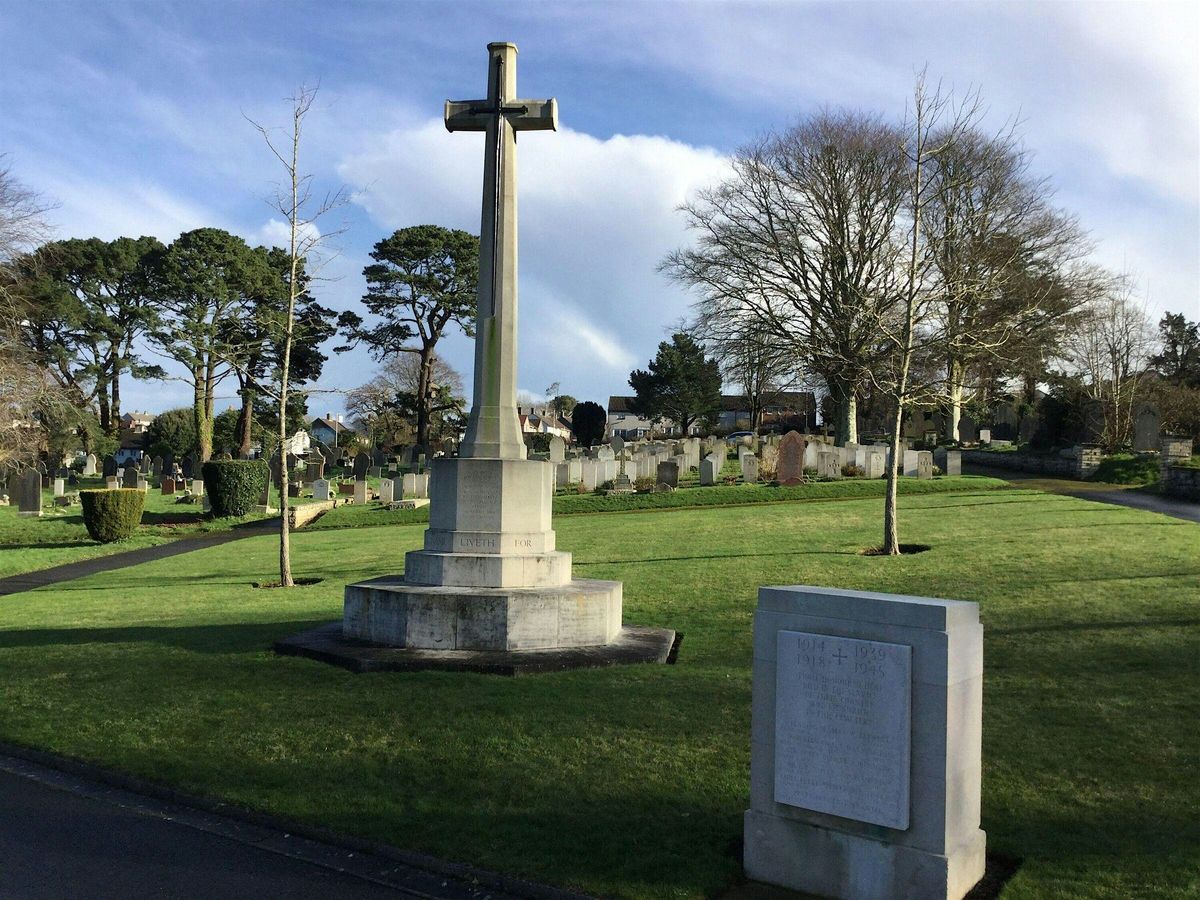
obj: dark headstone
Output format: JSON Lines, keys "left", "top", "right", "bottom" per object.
{"left": 161, "top": 478, "right": 177, "bottom": 496}
{"left": 162, "top": 452, "right": 175, "bottom": 478}
{"left": 656, "top": 460, "right": 679, "bottom": 488}
{"left": 353, "top": 452, "right": 370, "bottom": 482}
{"left": 140, "top": 455, "right": 151, "bottom": 474}
{"left": 16, "top": 469, "right": 42, "bottom": 514}
{"left": 181, "top": 455, "right": 195, "bottom": 479}
{"left": 122, "top": 466, "right": 139, "bottom": 488}
{"left": 958, "top": 415, "right": 978, "bottom": 444}
{"left": 372, "top": 448, "right": 387, "bottom": 467}
{"left": 67, "top": 472, "right": 78, "bottom": 486}
{"left": 151, "top": 456, "right": 163, "bottom": 478}
{"left": 777, "top": 431, "right": 806, "bottom": 486}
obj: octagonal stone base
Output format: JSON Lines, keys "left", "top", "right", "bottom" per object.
{"left": 343, "top": 575, "right": 622, "bottom": 651}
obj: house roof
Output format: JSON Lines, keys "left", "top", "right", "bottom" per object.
{"left": 311, "top": 417, "right": 353, "bottom": 435}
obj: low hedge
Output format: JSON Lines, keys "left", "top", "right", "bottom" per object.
{"left": 201, "top": 459, "right": 269, "bottom": 517}
{"left": 79, "top": 489, "right": 145, "bottom": 543}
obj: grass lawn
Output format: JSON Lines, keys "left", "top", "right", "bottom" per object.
{"left": 0, "top": 488, "right": 1197, "bottom": 898}
{"left": 0, "top": 476, "right": 286, "bottom": 579}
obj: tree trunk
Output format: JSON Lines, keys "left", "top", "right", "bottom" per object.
{"left": 416, "top": 346, "right": 434, "bottom": 453}
{"left": 192, "top": 370, "right": 208, "bottom": 461}
{"left": 946, "top": 359, "right": 964, "bottom": 443}
{"left": 97, "top": 372, "right": 112, "bottom": 435}
{"left": 883, "top": 399, "right": 903, "bottom": 554}
{"left": 237, "top": 385, "right": 255, "bottom": 458}
{"left": 829, "top": 377, "right": 858, "bottom": 445}
{"left": 200, "top": 356, "right": 216, "bottom": 461}
{"left": 110, "top": 355, "right": 122, "bottom": 433}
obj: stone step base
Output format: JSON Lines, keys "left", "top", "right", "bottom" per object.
{"left": 343, "top": 576, "right": 620, "bottom": 651}
{"left": 403, "top": 548, "right": 572, "bottom": 589}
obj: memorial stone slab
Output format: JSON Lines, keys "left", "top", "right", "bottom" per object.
{"left": 978, "top": 428, "right": 991, "bottom": 445}
{"left": 776, "top": 432, "right": 806, "bottom": 486}
{"left": 816, "top": 451, "right": 840, "bottom": 479}
{"left": 353, "top": 452, "right": 370, "bottom": 481}
{"left": 379, "top": 478, "right": 395, "bottom": 504}
{"left": 190, "top": 479, "right": 204, "bottom": 497}
{"left": 17, "top": 469, "right": 42, "bottom": 516}
{"left": 745, "top": 586, "right": 985, "bottom": 900}
{"left": 83, "top": 454, "right": 98, "bottom": 476}
{"left": 742, "top": 455, "right": 759, "bottom": 484}
{"left": 657, "top": 460, "right": 679, "bottom": 488}
{"left": 161, "top": 478, "right": 176, "bottom": 496}
{"left": 353, "top": 480, "right": 369, "bottom": 504}
{"left": 902, "top": 449, "right": 921, "bottom": 477}
{"left": 103, "top": 455, "right": 118, "bottom": 478}
{"left": 313, "top": 479, "right": 331, "bottom": 501}
{"left": 917, "top": 450, "right": 934, "bottom": 479}
{"left": 105, "top": 477, "right": 120, "bottom": 490}
{"left": 53, "top": 477, "right": 65, "bottom": 498}
{"left": 122, "top": 466, "right": 139, "bottom": 488}
{"left": 549, "top": 435, "right": 566, "bottom": 463}
{"left": 699, "top": 455, "right": 720, "bottom": 486}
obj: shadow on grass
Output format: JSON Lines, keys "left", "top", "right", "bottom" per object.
{"left": 990, "top": 618, "right": 1200, "bottom": 636}
{"left": 0, "top": 541, "right": 100, "bottom": 551}
{"left": 0, "top": 619, "right": 332, "bottom": 654}
{"left": 577, "top": 549, "right": 862, "bottom": 566}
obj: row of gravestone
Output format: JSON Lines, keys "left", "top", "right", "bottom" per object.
{"left": 310, "top": 473, "right": 430, "bottom": 503}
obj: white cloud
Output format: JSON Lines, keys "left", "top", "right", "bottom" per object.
{"left": 338, "top": 120, "right": 730, "bottom": 403}
{"left": 253, "top": 217, "right": 322, "bottom": 251}
{"left": 38, "top": 173, "right": 218, "bottom": 244}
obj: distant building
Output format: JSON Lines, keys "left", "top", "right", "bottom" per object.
{"left": 117, "top": 410, "right": 156, "bottom": 463}
{"left": 607, "top": 392, "right": 818, "bottom": 438}
{"left": 310, "top": 415, "right": 355, "bottom": 447}
{"left": 518, "top": 406, "right": 571, "bottom": 440}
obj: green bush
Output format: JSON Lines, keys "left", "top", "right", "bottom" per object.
{"left": 79, "top": 489, "right": 145, "bottom": 543}
{"left": 202, "top": 459, "right": 269, "bottom": 517}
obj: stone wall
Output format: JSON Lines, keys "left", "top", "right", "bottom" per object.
{"left": 1162, "top": 465, "right": 1200, "bottom": 502}
{"left": 961, "top": 446, "right": 1100, "bottom": 480}
{"left": 1160, "top": 437, "right": 1197, "bottom": 501}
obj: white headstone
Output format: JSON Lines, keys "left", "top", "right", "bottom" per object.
{"left": 745, "top": 586, "right": 985, "bottom": 900}
{"left": 379, "top": 478, "right": 395, "bottom": 504}
{"left": 313, "top": 479, "right": 331, "bottom": 501}
{"left": 548, "top": 435, "right": 566, "bottom": 463}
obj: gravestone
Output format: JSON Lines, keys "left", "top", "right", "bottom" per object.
{"left": 313, "top": 479, "right": 331, "bottom": 501}
{"left": 934, "top": 448, "right": 961, "bottom": 476}
{"left": 353, "top": 479, "right": 369, "bottom": 504}
{"left": 161, "top": 478, "right": 176, "bottom": 496}
{"left": 338, "top": 481, "right": 356, "bottom": 496}
{"left": 958, "top": 415, "right": 978, "bottom": 444}
{"left": 151, "top": 456, "right": 163, "bottom": 479}
{"left": 53, "top": 477, "right": 65, "bottom": 498}
{"left": 379, "top": 478, "right": 395, "bottom": 504}
{"left": 17, "top": 469, "right": 42, "bottom": 516}
{"left": 864, "top": 449, "right": 886, "bottom": 479}
{"left": 549, "top": 435, "right": 566, "bottom": 463}
{"left": 163, "top": 453, "right": 175, "bottom": 480}
{"left": 902, "top": 449, "right": 921, "bottom": 477}
{"left": 656, "top": 460, "right": 679, "bottom": 488}
{"left": 917, "top": 450, "right": 934, "bottom": 479}
{"left": 978, "top": 428, "right": 991, "bottom": 445}
{"left": 816, "top": 451, "right": 840, "bottom": 479}
{"left": 105, "top": 476, "right": 119, "bottom": 490}
{"left": 776, "top": 432, "right": 806, "bottom": 486}
{"left": 1133, "top": 404, "right": 1161, "bottom": 452}
{"left": 83, "top": 454, "right": 98, "bottom": 476}
{"left": 140, "top": 455, "right": 151, "bottom": 474}
{"left": 122, "top": 466, "right": 139, "bottom": 488}
{"left": 190, "top": 479, "right": 203, "bottom": 497}
{"left": 581, "top": 459, "right": 600, "bottom": 492}
{"left": 699, "top": 454, "right": 720, "bottom": 486}
{"left": 742, "top": 455, "right": 759, "bottom": 484}
{"left": 745, "top": 586, "right": 985, "bottom": 900}
{"left": 181, "top": 455, "right": 195, "bottom": 479}
{"left": 353, "top": 452, "right": 370, "bottom": 481}
{"left": 102, "top": 455, "right": 118, "bottom": 478}
{"left": 306, "top": 459, "right": 324, "bottom": 483}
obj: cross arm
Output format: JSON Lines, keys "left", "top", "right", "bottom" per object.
{"left": 444, "top": 98, "right": 559, "bottom": 133}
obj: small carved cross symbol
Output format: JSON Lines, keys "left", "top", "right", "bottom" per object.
{"left": 832, "top": 649, "right": 848, "bottom": 665}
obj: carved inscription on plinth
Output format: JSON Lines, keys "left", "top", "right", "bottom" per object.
{"left": 774, "top": 631, "right": 912, "bottom": 829}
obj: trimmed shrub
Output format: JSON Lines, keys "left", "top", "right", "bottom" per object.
{"left": 841, "top": 463, "right": 866, "bottom": 478}
{"left": 80, "top": 489, "right": 145, "bottom": 543}
{"left": 202, "top": 459, "right": 269, "bottom": 517}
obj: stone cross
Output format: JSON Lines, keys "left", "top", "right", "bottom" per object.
{"left": 446, "top": 42, "right": 557, "bottom": 461}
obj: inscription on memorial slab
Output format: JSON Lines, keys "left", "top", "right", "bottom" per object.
{"left": 774, "top": 630, "right": 911, "bottom": 829}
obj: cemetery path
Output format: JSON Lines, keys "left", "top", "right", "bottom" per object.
{"left": 0, "top": 525, "right": 276, "bottom": 598}
{"left": 964, "top": 464, "right": 1200, "bottom": 523}
{"left": 0, "top": 749, "right": 580, "bottom": 900}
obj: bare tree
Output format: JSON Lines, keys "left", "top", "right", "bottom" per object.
{"left": 665, "top": 110, "right": 908, "bottom": 444}
{"left": 1062, "top": 278, "right": 1155, "bottom": 450}
{"left": 692, "top": 316, "right": 803, "bottom": 432}
{"left": 922, "top": 126, "right": 1091, "bottom": 441}
{"left": 247, "top": 86, "right": 345, "bottom": 587}
{"left": 345, "top": 353, "right": 465, "bottom": 449}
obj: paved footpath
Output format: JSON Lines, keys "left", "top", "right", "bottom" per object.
{"left": 0, "top": 751, "right": 579, "bottom": 899}
{"left": 964, "top": 464, "right": 1200, "bottom": 523}
{"left": 0, "top": 525, "right": 276, "bottom": 598}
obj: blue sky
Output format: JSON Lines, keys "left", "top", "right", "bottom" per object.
{"left": 1, "top": 1, "right": 1197, "bottom": 420}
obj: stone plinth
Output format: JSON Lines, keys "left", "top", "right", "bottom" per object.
{"left": 344, "top": 576, "right": 621, "bottom": 651}
{"left": 744, "top": 585, "right": 985, "bottom": 900}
